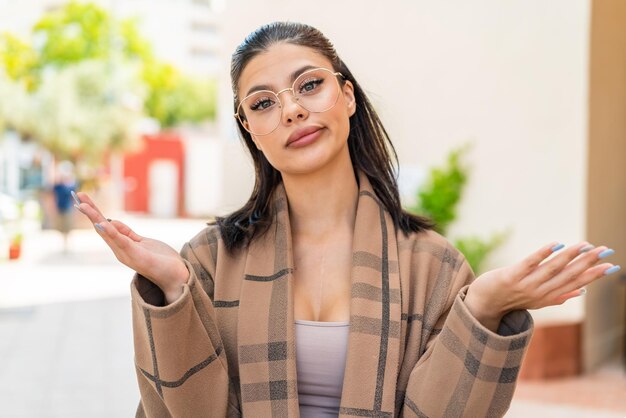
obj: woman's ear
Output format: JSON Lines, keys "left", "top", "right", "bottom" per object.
{"left": 343, "top": 80, "right": 357, "bottom": 117}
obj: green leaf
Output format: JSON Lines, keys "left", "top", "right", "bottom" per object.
{"left": 409, "top": 143, "right": 471, "bottom": 235}
{"left": 454, "top": 230, "right": 510, "bottom": 274}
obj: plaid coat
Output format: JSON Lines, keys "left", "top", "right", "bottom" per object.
{"left": 131, "top": 173, "right": 534, "bottom": 418}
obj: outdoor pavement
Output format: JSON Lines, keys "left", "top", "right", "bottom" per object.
{"left": 0, "top": 214, "right": 624, "bottom": 417}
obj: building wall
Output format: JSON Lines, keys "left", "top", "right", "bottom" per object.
{"left": 109, "top": 0, "right": 220, "bottom": 76}
{"left": 123, "top": 134, "right": 185, "bottom": 217}
{"left": 183, "top": 131, "right": 224, "bottom": 217}
{"left": 218, "top": 0, "right": 592, "bottom": 323}
{"left": 584, "top": 0, "right": 626, "bottom": 371}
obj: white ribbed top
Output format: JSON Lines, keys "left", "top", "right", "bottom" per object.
{"left": 295, "top": 319, "right": 350, "bottom": 418}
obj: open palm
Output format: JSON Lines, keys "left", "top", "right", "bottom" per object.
{"left": 74, "top": 191, "right": 189, "bottom": 302}
{"left": 467, "top": 241, "right": 619, "bottom": 319}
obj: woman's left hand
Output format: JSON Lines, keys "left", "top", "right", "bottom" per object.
{"left": 464, "top": 241, "right": 620, "bottom": 332}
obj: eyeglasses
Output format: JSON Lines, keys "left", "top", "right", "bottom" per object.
{"left": 234, "top": 67, "right": 344, "bottom": 136}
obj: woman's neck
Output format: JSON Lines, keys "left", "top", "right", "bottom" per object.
{"left": 282, "top": 154, "right": 359, "bottom": 241}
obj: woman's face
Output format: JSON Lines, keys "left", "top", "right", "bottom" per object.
{"left": 237, "top": 43, "right": 356, "bottom": 175}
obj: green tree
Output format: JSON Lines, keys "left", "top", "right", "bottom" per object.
{"left": 142, "top": 60, "right": 217, "bottom": 128}
{"left": 32, "top": 2, "right": 216, "bottom": 128}
{"left": 0, "top": 0, "right": 217, "bottom": 164}
{"left": 0, "top": 33, "right": 39, "bottom": 89}
{"left": 0, "top": 71, "right": 36, "bottom": 136}
{"left": 454, "top": 232, "right": 509, "bottom": 275}
{"left": 410, "top": 144, "right": 470, "bottom": 235}
{"left": 32, "top": 1, "right": 152, "bottom": 69}
{"left": 31, "top": 60, "right": 144, "bottom": 164}
{"left": 408, "top": 143, "right": 510, "bottom": 274}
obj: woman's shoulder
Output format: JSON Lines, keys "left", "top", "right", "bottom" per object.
{"left": 398, "top": 227, "right": 456, "bottom": 251}
{"left": 185, "top": 224, "right": 222, "bottom": 256}
{"left": 185, "top": 223, "right": 247, "bottom": 261}
{"left": 186, "top": 223, "right": 222, "bottom": 250}
{"left": 397, "top": 227, "right": 468, "bottom": 268}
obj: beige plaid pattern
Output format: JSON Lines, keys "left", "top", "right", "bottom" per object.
{"left": 131, "top": 172, "right": 533, "bottom": 417}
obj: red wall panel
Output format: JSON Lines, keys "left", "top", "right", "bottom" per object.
{"left": 123, "top": 133, "right": 185, "bottom": 216}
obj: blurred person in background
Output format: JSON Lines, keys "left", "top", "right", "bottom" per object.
{"left": 52, "top": 160, "right": 77, "bottom": 253}
{"left": 74, "top": 22, "right": 620, "bottom": 417}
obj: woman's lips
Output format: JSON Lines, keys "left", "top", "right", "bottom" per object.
{"left": 286, "top": 127, "right": 323, "bottom": 148}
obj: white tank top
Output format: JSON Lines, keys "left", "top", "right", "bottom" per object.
{"left": 295, "top": 319, "right": 350, "bottom": 417}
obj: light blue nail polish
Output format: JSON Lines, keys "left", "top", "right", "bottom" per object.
{"left": 73, "top": 204, "right": 81, "bottom": 212}
{"left": 579, "top": 244, "right": 594, "bottom": 253}
{"left": 598, "top": 249, "right": 615, "bottom": 259}
{"left": 604, "top": 265, "right": 621, "bottom": 276}
{"left": 95, "top": 223, "right": 105, "bottom": 232}
{"left": 71, "top": 190, "right": 81, "bottom": 205}
{"left": 551, "top": 243, "right": 565, "bottom": 252}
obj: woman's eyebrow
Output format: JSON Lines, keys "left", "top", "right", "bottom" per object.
{"left": 244, "top": 83, "right": 273, "bottom": 97}
{"left": 289, "top": 65, "right": 317, "bottom": 82}
{"left": 244, "top": 65, "right": 320, "bottom": 97}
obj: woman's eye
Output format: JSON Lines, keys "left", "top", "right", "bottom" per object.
{"left": 249, "top": 97, "right": 275, "bottom": 111}
{"left": 298, "top": 78, "right": 324, "bottom": 94}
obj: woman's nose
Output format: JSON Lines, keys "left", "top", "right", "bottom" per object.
{"left": 279, "top": 90, "right": 308, "bottom": 124}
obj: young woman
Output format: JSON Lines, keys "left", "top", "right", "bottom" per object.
{"left": 75, "top": 22, "right": 619, "bottom": 417}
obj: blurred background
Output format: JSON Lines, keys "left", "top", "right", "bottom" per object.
{"left": 0, "top": 0, "right": 624, "bottom": 416}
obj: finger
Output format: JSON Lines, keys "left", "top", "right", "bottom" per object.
{"left": 524, "top": 241, "right": 593, "bottom": 285}
{"left": 94, "top": 218, "right": 134, "bottom": 253}
{"left": 550, "top": 288, "right": 585, "bottom": 306}
{"left": 76, "top": 198, "right": 108, "bottom": 225}
{"left": 538, "top": 245, "right": 609, "bottom": 294}
{"left": 544, "top": 262, "right": 616, "bottom": 301}
{"left": 109, "top": 219, "right": 143, "bottom": 242}
{"left": 75, "top": 196, "right": 135, "bottom": 256}
{"left": 71, "top": 190, "right": 81, "bottom": 206}
{"left": 512, "top": 241, "right": 565, "bottom": 278}
{"left": 75, "top": 192, "right": 107, "bottom": 220}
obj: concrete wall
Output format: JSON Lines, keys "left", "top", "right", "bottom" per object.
{"left": 217, "top": 0, "right": 591, "bottom": 323}
{"left": 584, "top": 0, "right": 626, "bottom": 371}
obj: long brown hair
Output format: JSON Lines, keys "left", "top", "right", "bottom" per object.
{"left": 216, "top": 22, "right": 433, "bottom": 251}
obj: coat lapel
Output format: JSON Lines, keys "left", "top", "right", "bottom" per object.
{"left": 338, "top": 173, "right": 402, "bottom": 416}
{"left": 237, "top": 173, "right": 402, "bottom": 417}
{"left": 237, "top": 186, "right": 300, "bottom": 416}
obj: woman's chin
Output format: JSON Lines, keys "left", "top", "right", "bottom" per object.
{"left": 267, "top": 136, "right": 350, "bottom": 177}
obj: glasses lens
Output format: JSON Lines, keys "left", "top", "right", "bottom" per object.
{"left": 294, "top": 69, "right": 340, "bottom": 113}
{"left": 237, "top": 69, "right": 341, "bottom": 136}
{"left": 238, "top": 91, "right": 281, "bottom": 136}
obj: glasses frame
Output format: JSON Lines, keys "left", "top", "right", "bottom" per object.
{"left": 234, "top": 67, "right": 344, "bottom": 136}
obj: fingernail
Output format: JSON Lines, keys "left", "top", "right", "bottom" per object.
{"left": 551, "top": 243, "right": 565, "bottom": 252}
{"left": 598, "top": 249, "right": 615, "bottom": 259}
{"left": 94, "top": 223, "right": 105, "bottom": 232}
{"left": 73, "top": 204, "right": 82, "bottom": 212}
{"left": 71, "top": 190, "right": 81, "bottom": 205}
{"left": 579, "top": 244, "right": 595, "bottom": 253}
{"left": 603, "top": 265, "right": 621, "bottom": 276}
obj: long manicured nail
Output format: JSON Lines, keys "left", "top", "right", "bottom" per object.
{"left": 73, "top": 204, "right": 83, "bottom": 213}
{"left": 579, "top": 244, "right": 594, "bottom": 253}
{"left": 603, "top": 265, "right": 621, "bottom": 276}
{"left": 71, "top": 190, "right": 81, "bottom": 205}
{"left": 551, "top": 243, "right": 565, "bottom": 252}
{"left": 94, "top": 223, "right": 105, "bottom": 232}
{"left": 598, "top": 249, "right": 615, "bottom": 259}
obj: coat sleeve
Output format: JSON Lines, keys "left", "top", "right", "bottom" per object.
{"left": 400, "top": 258, "right": 534, "bottom": 418}
{"left": 130, "top": 236, "right": 240, "bottom": 418}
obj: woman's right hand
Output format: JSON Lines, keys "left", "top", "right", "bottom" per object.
{"left": 73, "top": 191, "right": 189, "bottom": 304}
